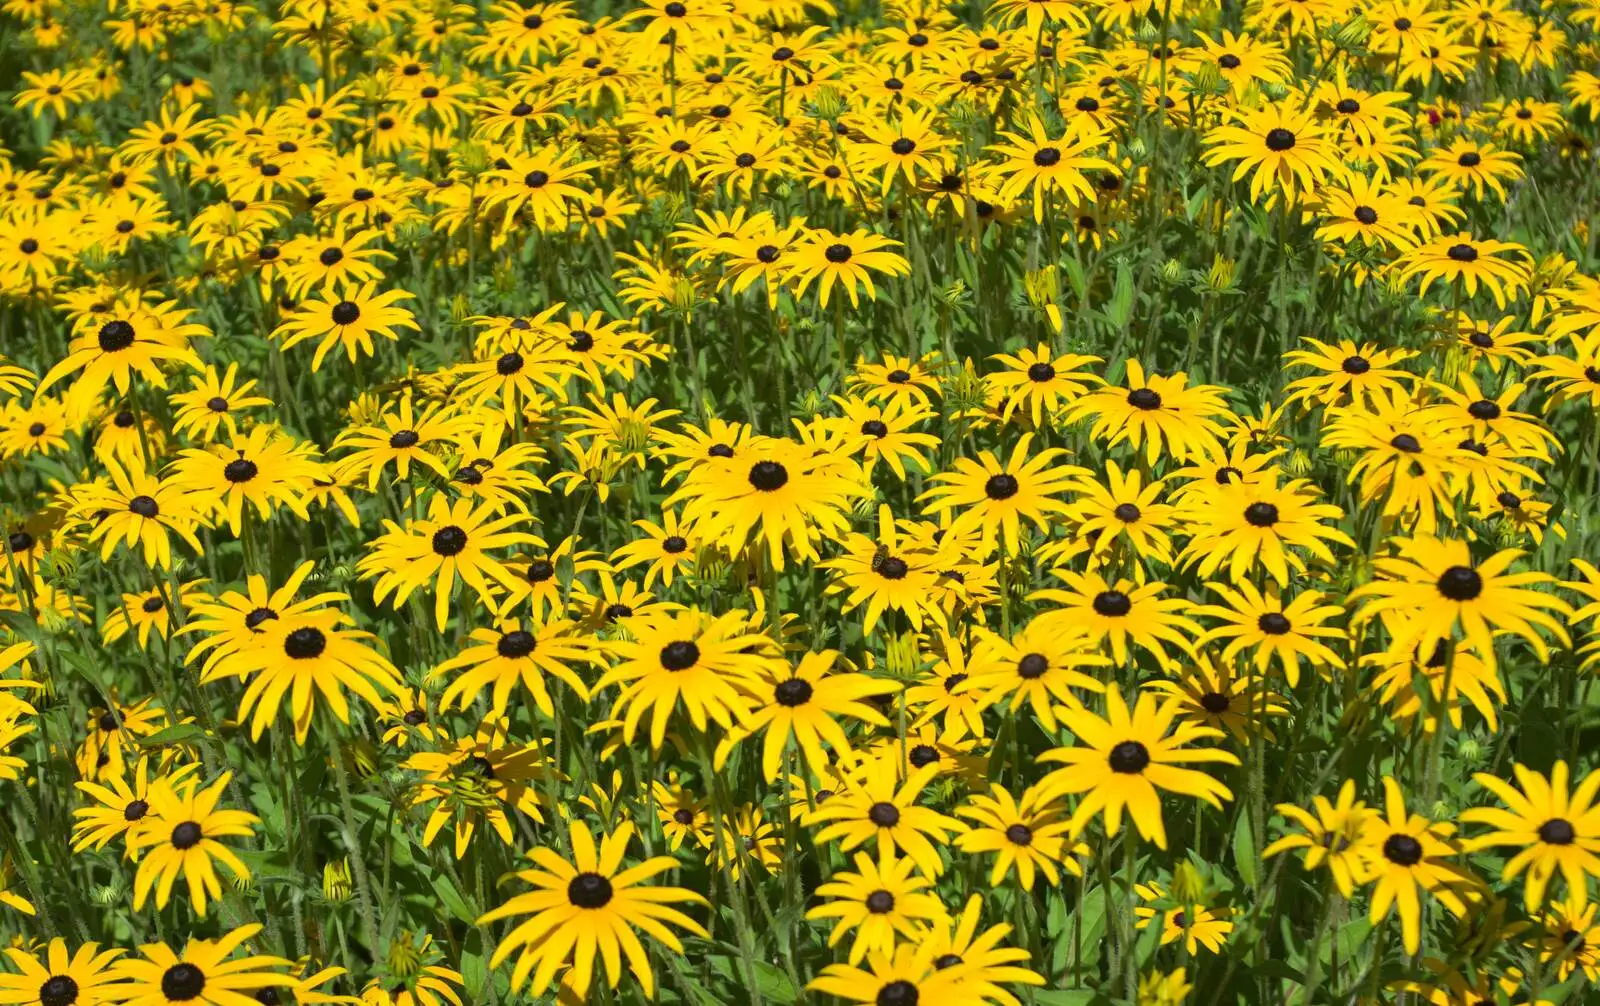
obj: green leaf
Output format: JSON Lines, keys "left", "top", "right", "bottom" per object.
{"left": 1051, "top": 884, "right": 1106, "bottom": 974}
{"left": 1329, "top": 917, "right": 1372, "bottom": 967}
{"left": 1060, "top": 256, "right": 1087, "bottom": 304}
{"left": 1233, "top": 812, "right": 1258, "bottom": 889}
{"left": 1105, "top": 261, "right": 1134, "bottom": 329}
{"left": 458, "top": 946, "right": 488, "bottom": 1000}
{"left": 137, "top": 724, "right": 210, "bottom": 749}
{"left": 707, "top": 958, "right": 796, "bottom": 1004}
{"left": 430, "top": 875, "right": 476, "bottom": 924}
{"left": 1032, "top": 991, "right": 1112, "bottom": 1006}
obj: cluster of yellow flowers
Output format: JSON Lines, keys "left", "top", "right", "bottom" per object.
{"left": 4, "top": 0, "right": 1600, "bottom": 1001}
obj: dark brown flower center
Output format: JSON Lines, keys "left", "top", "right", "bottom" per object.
{"left": 567, "top": 872, "right": 614, "bottom": 908}
{"left": 1108, "top": 740, "right": 1150, "bottom": 773}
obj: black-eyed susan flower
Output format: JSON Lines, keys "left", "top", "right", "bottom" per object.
{"left": 1068, "top": 460, "right": 1178, "bottom": 569}
{"left": 1351, "top": 534, "right": 1571, "bottom": 671}
{"left": 113, "top": 924, "right": 294, "bottom": 1006}
{"left": 73, "top": 756, "right": 199, "bottom": 854}
{"left": 672, "top": 434, "right": 865, "bottom": 569}
{"left": 1420, "top": 138, "right": 1523, "bottom": 201}
{"left": 479, "top": 821, "right": 707, "bottom": 1000}
{"left": 102, "top": 580, "right": 208, "bottom": 649}
{"left": 1133, "top": 882, "right": 1234, "bottom": 955}
{"left": 1030, "top": 571, "right": 1202, "bottom": 668}
{"left": 906, "top": 633, "right": 994, "bottom": 742}
{"left": 955, "top": 782, "right": 1082, "bottom": 890}
{"left": 1038, "top": 691, "right": 1238, "bottom": 848}
{"left": 822, "top": 504, "right": 950, "bottom": 634}
{"left": 36, "top": 309, "right": 204, "bottom": 405}
{"left": 1281, "top": 337, "right": 1417, "bottom": 411}
{"left": 609, "top": 510, "right": 697, "bottom": 589}
{"left": 358, "top": 495, "right": 540, "bottom": 630}
{"left": 433, "top": 618, "right": 598, "bottom": 718}
{"left": 848, "top": 353, "right": 942, "bottom": 410}
{"left": 202, "top": 609, "right": 404, "bottom": 743}
{"left": 714, "top": 649, "right": 897, "bottom": 781}
{"left": 1424, "top": 374, "right": 1557, "bottom": 462}
{"left": 652, "top": 776, "right": 712, "bottom": 851}
{"left": 403, "top": 719, "right": 549, "bottom": 857}
{"left": 960, "top": 618, "right": 1106, "bottom": 733}
{"left": 806, "top": 759, "right": 966, "bottom": 877}
{"left": 986, "top": 343, "right": 1103, "bottom": 426}
{"left": 825, "top": 395, "right": 941, "bottom": 481}
{"left": 75, "top": 459, "right": 204, "bottom": 570}
{"left": 805, "top": 943, "right": 963, "bottom": 1006}
{"left": 270, "top": 283, "right": 420, "bottom": 371}
{"left": 169, "top": 364, "right": 272, "bottom": 443}
{"left": 1264, "top": 780, "right": 1374, "bottom": 898}
{"left": 920, "top": 433, "right": 1084, "bottom": 555}
{"left": 1536, "top": 897, "right": 1600, "bottom": 982}
{"left": 279, "top": 226, "right": 394, "bottom": 298}
{"left": 786, "top": 228, "right": 911, "bottom": 308}
{"left": 74, "top": 695, "right": 168, "bottom": 781}
{"left": 1178, "top": 476, "right": 1353, "bottom": 586}
{"left": 1196, "top": 581, "right": 1345, "bottom": 685}
{"left": 1201, "top": 103, "right": 1341, "bottom": 204}
{"left": 0, "top": 938, "right": 125, "bottom": 1006}
{"left": 1066, "top": 360, "right": 1229, "bottom": 465}
{"left": 1462, "top": 761, "right": 1600, "bottom": 911}
{"left": 170, "top": 426, "right": 326, "bottom": 536}
{"left": 1356, "top": 777, "right": 1480, "bottom": 955}
{"left": 127, "top": 772, "right": 259, "bottom": 917}
{"left": 333, "top": 397, "right": 473, "bottom": 491}
{"left": 987, "top": 115, "right": 1112, "bottom": 221}
{"left": 593, "top": 607, "right": 778, "bottom": 750}
{"left": 805, "top": 850, "right": 947, "bottom": 965}
{"left": 1396, "top": 233, "right": 1530, "bottom": 307}
{"left": 705, "top": 802, "right": 785, "bottom": 881}
{"left": 495, "top": 536, "right": 606, "bottom": 620}
{"left": 377, "top": 688, "right": 443, "bottom": 750}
